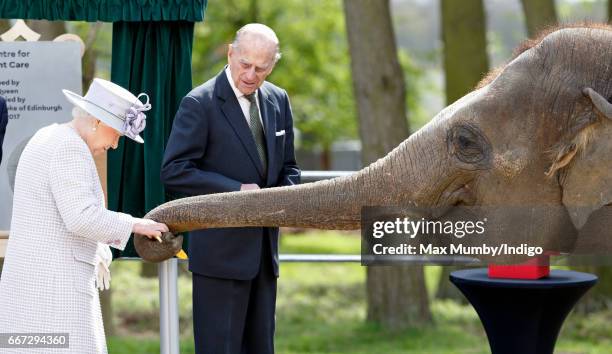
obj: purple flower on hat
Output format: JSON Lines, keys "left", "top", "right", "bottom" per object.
{"left": 123, "top": 93, "right": 151, "bottom": 140}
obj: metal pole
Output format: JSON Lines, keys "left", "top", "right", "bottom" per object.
{"left": 159, "top": 259, "right": 180, "bottom": 354}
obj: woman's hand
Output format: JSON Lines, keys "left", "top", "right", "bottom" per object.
{"left": 133, "top": 219, "right": 169, "bottom": 242}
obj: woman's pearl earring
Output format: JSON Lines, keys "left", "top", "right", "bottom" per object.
{"left": 92, "top": 126, "right": 97, "bottom": 132}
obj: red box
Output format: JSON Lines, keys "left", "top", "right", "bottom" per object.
{"left": 488, "top": 255, "right": 550, "bottom": 279}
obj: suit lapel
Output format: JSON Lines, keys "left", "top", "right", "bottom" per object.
{"left": 216, "top": 72, "right": 265, "bottom": 178}
{"left": 258, "top": 87, "right": 277, "bottom": 185}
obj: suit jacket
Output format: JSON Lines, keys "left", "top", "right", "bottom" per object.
{"left": 0, "top": 96, "right": 7, "bottom": 163}
{"left": 0, "top": 124, "right": 135, "bottom": 354}
{"left": 161, "top": 70, "right": 300, "bottom": 280}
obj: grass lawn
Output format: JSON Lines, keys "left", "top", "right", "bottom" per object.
{"left": 107, "top": 231, "right": 611, "bottom": 353}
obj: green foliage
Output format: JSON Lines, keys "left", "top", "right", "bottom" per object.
{"left": 557, "top": 0, "right": 608, "bottom": 22}
{"left": 191, "top": 0, "right": 424, "bottom": 150}
{"left": 280, "top": 231, "right": 361, "bottom": 254}
{"left": 108, "top": 285, "right": 611, "bottom": 353}
{"left": 397, "top": 50, "right": 426, "bottom": 131}
{"left": 109, "top": 260, "right": 193, "bottom": 334}
{"left": 67, "top": 22, "right": 114, "bottom": 79}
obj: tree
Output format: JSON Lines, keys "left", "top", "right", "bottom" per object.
{"left": 441, "top": 0, "right": 489, "bottom": 106}
{"left": 437, "top": 0, "right": 489, "bottom": 301}
{"left": 344, "top": 0, "right": 431, "bottom": 329}
{"left": 0, "top": 19, "right": 9, "bottom": 33}
{"left": 572, "top": 264, "right": 612, "bottom": 313}
{"left": 24, "top": 20, "right": 65, "bottom": 40}
{"left": 520, "top": 0, "right": 558, "bottom": 37}
{"left": 609, "top": 0, "right": 611, "bottom": 23}
{"left": 72, "top": 22, "right": 104, "bottom": 89}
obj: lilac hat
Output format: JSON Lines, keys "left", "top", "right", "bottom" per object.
{"left": 62, "top": 78, "right": 151, "bottom": 143}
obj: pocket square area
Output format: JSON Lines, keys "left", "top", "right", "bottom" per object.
{"left": 275, "top": 130, "right": 286, "bottom": 136}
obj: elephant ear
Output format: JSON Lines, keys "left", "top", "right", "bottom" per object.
{"left": 558, "top": 87, "right": 612, "bottom": 230}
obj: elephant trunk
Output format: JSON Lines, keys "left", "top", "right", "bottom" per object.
{"left": 146, "top": 126, "right": 445, "bottom": 233}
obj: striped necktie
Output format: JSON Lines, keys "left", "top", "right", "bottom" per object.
{"left": 245, "top": 93, "right": 267, "bottom": 172}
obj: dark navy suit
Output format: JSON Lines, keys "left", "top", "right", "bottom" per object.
{"left": 161, "top": 69, "right": 299, "bottom": 353}
{"left": 0, "top": 96, "right": 7, "bottom": 164}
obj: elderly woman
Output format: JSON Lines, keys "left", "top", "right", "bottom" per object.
{"left": 0, "top": 78, "right": 168, "bottom": 354}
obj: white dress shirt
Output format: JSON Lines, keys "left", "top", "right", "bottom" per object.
{"left": 225, "top": 66, "right": 266, "bottom": 135}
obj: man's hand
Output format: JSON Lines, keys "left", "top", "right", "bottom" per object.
{"left": 133, "top": 219, "right": 169, "bottom": 242}
{"left": 240, "top": 183, "right": 260, "bottom": 191}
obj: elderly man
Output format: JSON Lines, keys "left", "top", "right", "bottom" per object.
{"left": 0, "top": 96, "right": 7, "bottom": 163}
{"left": 161, "top": 24, "right": 300, "bottom": 353}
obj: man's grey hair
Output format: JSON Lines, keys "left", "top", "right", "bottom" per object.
{"left": 231, "top": 23, "right": 282, "bottom": 63}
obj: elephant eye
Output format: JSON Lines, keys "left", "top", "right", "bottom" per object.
{"left": 458, "top": 135, "right": 476, "bottom": 150}
{"left": 448, "top": 124, "right": 490, "bottom": 165}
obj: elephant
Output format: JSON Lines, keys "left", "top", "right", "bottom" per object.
{"left": 135, "top": 24, "right": 612, "bottom": 264}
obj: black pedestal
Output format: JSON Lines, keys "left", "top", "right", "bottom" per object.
{"left": 450, "top": 269, "right": 597, "bottom": 354}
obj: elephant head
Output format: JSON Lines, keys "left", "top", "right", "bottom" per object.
{"left": 136, "top": 24, "right": 612, "bottom": 263}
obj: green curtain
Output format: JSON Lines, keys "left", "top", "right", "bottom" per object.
{"left": 0, "top": 0, "right": 204, "bottom": 22}
{"left": 109, "top": 21, "right": 194, "bottom": 257}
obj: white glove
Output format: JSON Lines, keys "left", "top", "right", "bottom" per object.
{"left": 94, "top": 244, "right": 113, "bottom": 291}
